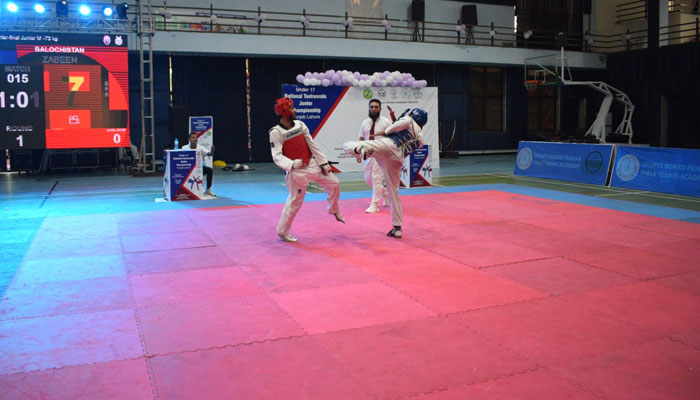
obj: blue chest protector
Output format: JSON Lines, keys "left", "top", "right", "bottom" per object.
{"left": 389, "top": 129, "right": 421, "bottom": 157}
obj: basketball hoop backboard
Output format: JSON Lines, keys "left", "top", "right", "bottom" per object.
{"left": 524, "top": 49, "right": 572, "bottom": 89}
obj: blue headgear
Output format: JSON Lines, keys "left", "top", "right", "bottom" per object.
{"left": 409, "top": 108, "right": 428, "bottom": 127}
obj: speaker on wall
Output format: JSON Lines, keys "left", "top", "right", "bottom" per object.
{"left": 408, "top": 0, "right": 425, "bottom": 22}
{"left": 461, "top": 5, "right": 478, "bottom": 26}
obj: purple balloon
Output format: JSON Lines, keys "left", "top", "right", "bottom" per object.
{"left": 322, "top": 79, "right": 330, "bottom": 87}
{"left": 296, "top": 74, "right": 304, "bottom": 84}
{"left": 340, "top": 77, "right": 348, "bottom": 85}
{"left": 304, "top": 72, "right": 312, "bottom": 78}
{"left": 360, "top": 74, "right": 369, "bottom": 80}
{"left": 353, "top": 71, "right": 361, "bottom": 79}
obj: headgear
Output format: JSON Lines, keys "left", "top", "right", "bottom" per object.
{"left": 409, "top": 108, "right": 428, "bottom": 127}
{"left": 274, "top": 97, "right": 295, "bottom": 118}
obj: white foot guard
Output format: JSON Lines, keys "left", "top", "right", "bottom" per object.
{"left": 365, "top": 204, "right": 380, "bottom": 213}
{"left": 278, "top": 233, "right": 298, "bottom": 242}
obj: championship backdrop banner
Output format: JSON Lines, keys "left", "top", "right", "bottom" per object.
{"left": 610, "top": 146, "right": 700, "bottom": 197}
{"left": 281, "top": 84, "right": 439, "bottom": 172}
{"left": 189, "top": 116, "right": 213, "bottom": 165}
{"left": 514, "top": 141, "right": 614, "bottom": 185}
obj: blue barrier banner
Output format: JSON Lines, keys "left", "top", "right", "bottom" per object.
{"left": 514, "top": 141, "right": 614, "bottom": 185}
{"left": 610, "top": 146, "right": 700, "bottom": 197}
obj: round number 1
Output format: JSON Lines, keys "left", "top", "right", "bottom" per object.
{"left": 16, "top": 135, "right": 23, "bottom": 147}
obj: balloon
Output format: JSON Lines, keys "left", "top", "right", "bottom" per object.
{"left": 296, "top": 74, "right": 304, "bottom": 84}
{"left": 303, "top": 78, "right": 310, "bottom": 86}
{"left": 353, "top": 71, "right": 360, "bottom": 79}
{"left": 360, "top": 74, "right": 369, "bottom": 80}
{"left": 305, "top": 72, "right": 312, "bottom": 78}
{"left": 312, "top": 72, "right": 320, "bottom": 79}
{"left": 322, "top": 79, "right": 330, "bottom": 87}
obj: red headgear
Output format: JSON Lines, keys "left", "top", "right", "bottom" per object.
{"left": 274, "top": 97, "right": 295, "bottom": 118}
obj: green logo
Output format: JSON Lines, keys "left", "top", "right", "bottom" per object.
{"left": 363, "top": 89, "right": 373, "bottom": 99}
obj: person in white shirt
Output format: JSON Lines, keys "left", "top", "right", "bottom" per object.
{"left": 357, "top": 99, "right": 391, "bottom": 213}
{"left": 270, "top": 97, "right": 345, "bottom": 243}
{"left": 343, "top": 108, "right": 427, "bottom": 239}
{"left": 183, "top": 132, "right": 215, "bottom": 197}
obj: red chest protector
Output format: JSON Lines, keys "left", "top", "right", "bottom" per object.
{"left": 281, "top": 125, "right": 312, "bottom": 166}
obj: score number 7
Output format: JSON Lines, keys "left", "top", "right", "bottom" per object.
{"left": 62, "top": 73, "right": 88, "bottom": 106}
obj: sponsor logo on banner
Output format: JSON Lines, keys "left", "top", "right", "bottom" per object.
{"left": 413, "top": 89, "right": 423, "bottom": 99}
{"left": 377, "top": 89, "right": 386, "bottom": 98}
{"left": 115, "top": 36, "right": 124, "bottom": 46}
{"left": 363, "top": 89, "right": 373, "bottom": 99}
{"left": 616, "top": 154, "right": 640, "bottom": 181}
{"left": 516, "top": 147, "right": 533, "bottom": 170}
{"left": 585, "top": 151, "right": 604, "bottom": 173}
{"left": 103, "top": 35, "right": 111, "bottom": 45}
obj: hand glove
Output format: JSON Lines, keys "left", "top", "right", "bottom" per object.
{"left": 291, "top": 159, "right": 303, "bottom": 169}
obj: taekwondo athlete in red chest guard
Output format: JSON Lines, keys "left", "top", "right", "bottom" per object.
{"left": 269, "top": 97, "right": 345, "bottom": 242}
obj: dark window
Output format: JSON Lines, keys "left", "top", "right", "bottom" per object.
{"left": 527, "top": 84, "right": 556, "bottom": 131}
{"left": 469, "top": 66, "right": 503, "bottom": 131}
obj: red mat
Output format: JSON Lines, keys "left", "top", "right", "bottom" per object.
{"left": 2, "top": 190, "right": 699, "bottom": 399}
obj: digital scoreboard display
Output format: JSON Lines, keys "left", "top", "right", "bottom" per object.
{"left": 0, "top": 32, "right": 129, "bottom": 149}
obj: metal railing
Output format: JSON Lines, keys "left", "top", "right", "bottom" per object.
{"left": 0, "top": 3, "right": 698, "bottom": 54}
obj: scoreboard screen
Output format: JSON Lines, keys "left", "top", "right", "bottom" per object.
{"left": 0, "top": 32, "right": 129, "bottom": 149}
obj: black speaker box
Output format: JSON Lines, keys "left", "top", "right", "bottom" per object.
{"left": 75, "top": 149, "right": 99, "bottom": 168}
{"left": 461, "top": 5, "right": 478, "bottom": 26}
{"left": 9, "top": 150, "right": 33, "bottom": 171}
{"left": 99, "top": 148, "right": 118, "bottom": 168}
{"left": 408, "top": 0, "right": 425, "bottom": 22}
{"left": 50, "top": 150, "right": 74, "bottom": 169}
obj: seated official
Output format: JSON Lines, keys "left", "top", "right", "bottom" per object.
{"left": 182, "top": 132, "right": 216, "bottom": 197}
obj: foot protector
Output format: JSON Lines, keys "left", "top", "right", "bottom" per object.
{"left": 387, "top": 227, "right": 402, "bottom": 239}
{"left": 278, "top": 233, "right": 298, "bottom": 242}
